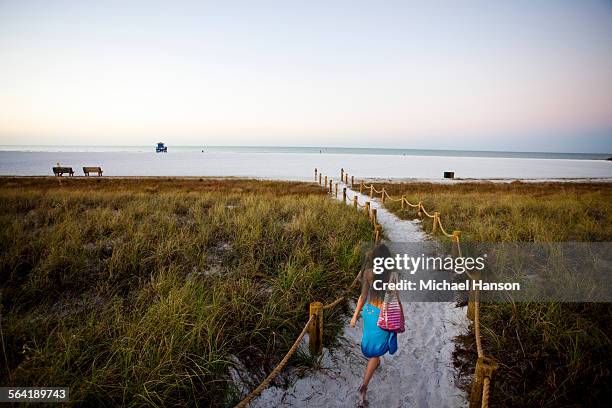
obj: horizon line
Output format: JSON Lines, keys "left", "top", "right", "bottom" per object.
{"left": 0, "top": 144, "right": 610, "bottom": 156}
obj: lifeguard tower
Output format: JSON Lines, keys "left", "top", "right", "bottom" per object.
{"left": 156, "top": 142, "right": 168, "bottom": 153}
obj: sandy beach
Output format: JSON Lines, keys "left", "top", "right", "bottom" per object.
{"left": 1, "top": 150, "right": 611, "bottom": 181}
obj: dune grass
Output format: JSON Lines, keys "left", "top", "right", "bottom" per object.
{"left": 0, "top": 177, "right": 373, "bottom": 407}
{"left": 371, "top": 180, "right": 612, "bottom": 407}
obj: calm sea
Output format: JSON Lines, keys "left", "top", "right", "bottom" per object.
{"left": 0, "top": 145, "right": 609, "bottom": 160}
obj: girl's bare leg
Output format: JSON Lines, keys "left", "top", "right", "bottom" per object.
{"left": 363, "top": 357, "right": 380, "bottom": 387}
{"left": 359, "top": 357, "right": 380, "bottom": 404}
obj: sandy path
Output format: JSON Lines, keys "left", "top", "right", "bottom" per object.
{"left": 252, "top": 186, "right": 468, "bottom": 408}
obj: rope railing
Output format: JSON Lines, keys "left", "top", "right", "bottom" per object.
{"left": 322, "top": 295, "right": 345, "bottom": 310}
{"left": 322, "top": 271, "right": 362, "bottom": 310}
{"left": 437, "top": 219, "right": 455, "bottom": 238}
{"left": 337, "top": 170, "right": 498, "bottom": 408}
{"left": 420, "top": 205, "right": 435, "bottom": 219}
{"left": 237, "top": 266, "right": 366, "bottom": 407}
{"left": 403, "top": 198, "right": 420, "bottom": 208}
{"left": 235, "top": 270, "right": 362, "bottom": 408}
{"left": 234, "top": 314, "right": 315, "bottom": 408}
{"left": 237, "top": 169, "right": 496, "bottom": 407}
{"left": 235, "top": 170, "right": 382, "bottom": 407}
{"left": 474, "top": 289, "right": 484, "bottom": 359}
{"left": 358, "top": 179, "right": 455, "bottom": 242}
{"left": 385, "top": 191, "right": 403, "bottom": 202}
{"left": 482, "top": 378, "right": 491, "bottom": 408}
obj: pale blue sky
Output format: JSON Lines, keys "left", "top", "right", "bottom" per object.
{"left": 0, "top": 0, "right": 611, "bottom": 152}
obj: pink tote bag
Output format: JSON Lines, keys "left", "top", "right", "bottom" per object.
{"left": 377, "top": 272, "right": 405, "bottom": 333}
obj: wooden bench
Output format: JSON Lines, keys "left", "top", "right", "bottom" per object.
{"left": 53, "top": 166, "right": 74, "bottom": 176}
{"left": 83, "top": 166, "right": 103, "bottom": 176}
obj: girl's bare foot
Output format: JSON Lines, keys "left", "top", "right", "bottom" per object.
{"left": 358, "top": 383, "right": 367, "bottom": 406}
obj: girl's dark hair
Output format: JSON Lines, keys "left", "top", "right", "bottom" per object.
{"left": 362, "top": 244, "right": 392, "bottom": 303}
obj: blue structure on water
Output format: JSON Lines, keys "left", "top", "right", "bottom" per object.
{"left": 156, "top": 142, "right": 168, "bottom": 153}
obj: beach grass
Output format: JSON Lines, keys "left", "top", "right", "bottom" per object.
{"left": 374, "top": 180, "right": 612, "bottom": 407}
{"left": 0, "top": 177, "right": 373, "bottom": 406}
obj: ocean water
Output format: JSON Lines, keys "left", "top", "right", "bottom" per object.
{"left": 0, "top": 146, "right": 610, "bottom": 180}
{"left": 0, "top": 145, "right": 610, "bottom": 160}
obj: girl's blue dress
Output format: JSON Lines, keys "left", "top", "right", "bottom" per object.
{"left": 360, "top": 303, "right": 398, "bottom": 358}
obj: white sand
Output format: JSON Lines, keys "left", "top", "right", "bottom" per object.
{"left": 1, "top": 150, "right": 611, "bottom": 180}
{"left": 252, "top": 185, "right": 468, "bottom": 407}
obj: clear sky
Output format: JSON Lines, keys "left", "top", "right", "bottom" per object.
{"left": 0, "top": 0, "right": 611, "bottom": 152}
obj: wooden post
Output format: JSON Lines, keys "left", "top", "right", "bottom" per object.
{"left": 314, "top": 168, "right": 317, "bottom": 182}
{"left": 324, "top": 175, "right": 327, "bottom": 188}
{"left": 308, "top": 302, "right": 324, "bottom": 355}
{"left": 432, "top": 212, "right": 439, "bottom": 233}
{"left": 353, "top": 196, "right": 358, "bottom": 209}
{"left": 351, "top": 176, "right": 354, "bottom": 188}
{"left": 365, "top": 201, "right": 370, "bottom": 215}
{"left": 319, "top": 173, "right": 322, "bottom": 185}
{"left": 345, "top": 173, "right": 348, "bottom": 184}
{"left": 343, "top": 187, "right": 347, "bottom": 203}
{"left": 340, "top": 168, "right": 344, "bottom": 180}
{"left": 381, "top": 188, "right": 386, "bottom": 203}
{"left": 359, "top": 181, "right": 364, "bottom": 194}
{"left": 329, "top": 179, "right": 333, "bottom": 193}
{"left": 375, "top": 224, "right": 382, "bottom": 244}
{"left": 452, "top": 230, "right": 462, "bottom": 257}
{"left": 370, "top": 185, "right": 374, "bottom": 198}
{"left": 417, "top": 201, "right": 423, "bottom": 217}
{"left": 371, "top": 208, "right": 377, "bottom": 225}
{"left": 335, "top": 182, "right": 338, "bottom": 197}
{"left": 401, "top": 195, "right": 405, "bottom": 210}
{"left": 469, "top": 356, "right": 498, "bottom": 408}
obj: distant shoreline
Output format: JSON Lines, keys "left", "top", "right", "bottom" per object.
{"left": 2, "top": 175, "right": 611, "bottom": 184}
{"left": 0, "top": 145, "right": 610, "bottom": 160}
{"left": 2, "top": 150, "right": 610, "bottom": 179}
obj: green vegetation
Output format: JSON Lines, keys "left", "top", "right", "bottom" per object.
{"left": 0, "top": 177, "right": 373, "bottom": 407}
{"left": 375, "top": 181, "right": 612, "bottom": 407}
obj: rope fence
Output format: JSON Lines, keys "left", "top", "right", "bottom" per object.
{"left": 344, "top": 170, "right": 498, "bottom": 408}
{"left": 235, "top": 168, "right": 496, "bottom": 408}
{"left": 235, "top": 170, "right": 380, "bottom": 407}
{"left": 234, "top": 314, "right": 315, "bottom": 408}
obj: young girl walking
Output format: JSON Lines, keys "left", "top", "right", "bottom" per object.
{"left": 350, "top": 244, "right": 402, "bottom": 406}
